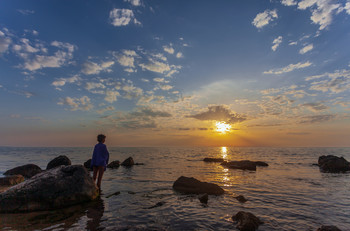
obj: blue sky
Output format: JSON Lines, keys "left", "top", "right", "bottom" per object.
{"left": 0, "top": 0, "right": 350, "bottom": 147}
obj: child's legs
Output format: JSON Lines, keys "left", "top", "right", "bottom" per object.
{"left": 96, "top": 166, "right": 105, "bottom": 189}
{"left": 92, "top": 166, "right": 98, "bottom": 182}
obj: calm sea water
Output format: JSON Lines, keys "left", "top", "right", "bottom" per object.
{"left": 0, "top": 147, "right": 349, "bottom": 231}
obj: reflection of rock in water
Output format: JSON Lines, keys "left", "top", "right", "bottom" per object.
{"left": 86, "top": 198, "right": 105, "bottom": 231}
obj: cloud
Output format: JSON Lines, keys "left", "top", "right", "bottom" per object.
{"left": 52, "top": 75, "right": 81, "bottom": 90}
{"left": 58, "top": 96, "right": 93, "bottom": 111}
{"left": 281, "top": 0, "right": 297, "bottom": 6}
{"left": 17, "top": 9, "right": 35, "bottom": 15}
{"left": 299, "top": 114, "right": 336, "bottom": 124}
{"left": 297, "top": 0, "right": 341, "bottom": 30}
{"left": 81, "top": 60, "right": 114, "bottom": 75}
{"left": 97, "top": 106, "right": 115, "bottom": 114}
{"left": 122, "top": 83, "right": 143, "bottom": 100}
{"left": 163, "top": 45, "right": 174, "bottom": 54}
{"left": 153, "top": 78, "right": 167, "bottom": 83}
{"left": 125, "top": 0, "right": 141, "bottom": 6}
{"left": 130, "top": 107, "right": 172, "bottom": 118}
{"left": 0, "top": 30, "right": 12, "bottom": 53}
{"left": 85, "top": 82, "right": 106, "bottom": 91}
{"left": 157, "top": 84, "right": 173, "bottom": 91}
{"left": 104, "top": 90, "right": 120, "bottom": 103}
{"left": 187, "top": 105, "right": 246, "bottom": 124}
{"left": 263, "top": 61, "right": 312, "bottom": 74}
{"left": 345, "top": 2, "right": 350, "bottom": 14}
{"left": 299, "top": 44, "right": 313, "bottom": 54}
{"left": 176, "top": 52, "right": 183, "bottom": 58}
{"left": 139, "top": 58, "right": 181, "bottom": 77}
{"left": 252, "top": 9, "right": 278, "bottom": 28}
{"left": 113, "top": 49, "right": 138, "bottom": 72}
{"left": 307, "top": 69, "right": 350, "bottom": 93}
{"left": 302, "top": 102, "right": 329, "bottom": 111}
{"left": 109, "top": 9, "right": 140, "bottom": 26}
{"left": 272, "top": 36, "right": 283, "bottom": 51}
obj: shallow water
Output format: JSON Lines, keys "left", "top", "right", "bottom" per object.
{"left": 0, "top": 147, "right": 349, "bottom": 231}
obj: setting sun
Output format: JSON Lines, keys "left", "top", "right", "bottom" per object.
{"left": 215, "top": 122, "right": 231, "bottom": 134}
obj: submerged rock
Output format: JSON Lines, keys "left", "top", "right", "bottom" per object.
{"left": 121, "top": 157, "right": 135, "bottom": 167}
{"left": 4, "top": 164, "right": 42, "bottom": 178}
{"left": 106, "top": 191, "right": 120, "bottom": 198}
{"left": 318, "top": 155, "right": 350, "bottom": 173}
{"left": 0, "top": 165, "right": 98, "bottom": 213}
{"left": 232, "top": 211, "right": 263, "bottom": 231}
{"left": 147, "top": 201, "right": 165, "bottom": 209}
{"left": 254, "top": 161, "right": 269, "bottom": 167}
{"left": 199, "top": 193, "right": 208, "bottom": 204}
{"left": 46, "top": 155, "right": 71, "bottom": 170}
{"left": 173, "top": 176, "right": 224, "bottom": 195}
{"left": 107, "top": 160, "right": 120, "bottom": 169}
{"left": 83, "top": 159, "right": 92, "bottom": 170}
{"left": 0, "top": 175, "right": 24, "bottom": 186}
{"left": 317, "top": 225, "right": 342, "bottom": 231}
{"left": 221, "top": 161, "right": 257, "bottom": 171}
{"left": 203, "top": 158, "right": 224, "bottom": 163}
{"left": 235, "top": 195, "right": 248, "bottom": 203}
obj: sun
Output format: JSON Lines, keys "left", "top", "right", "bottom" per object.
{"left": 215, "top": 121, "right": 231, "bottom": 134}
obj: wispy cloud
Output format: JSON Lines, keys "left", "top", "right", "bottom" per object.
{"left": 58, "top": 96, "right": 93, "bottom": 111}
{"left": 299, "top": 114, "right": 336, "bottom": 124}
{"left": 187, "top": 105, "right": 246, "bottom": 124}
{"left": 307, "top": 69, "right": 350, "bottom": 93}
{"left": 301, "top": 102, "right": 329, "bottom": 111}
{"left": 299, "top": 44, "right": 313, "bottom": 54}
{"left": 0, "top": 29, "right": 12, "bottom": 53}
{"left": 263, "top": 61, "right": 312, "bottom": 74}
{"left": 52, "top": 75, "right": 81, "bottom": 90}
{"left": 252, "top": 9, "right": 278, "bottom": 28}
{"left": 109, "top": 9, "right": 141, "bottom": 27}
{"left": 125, "top": 0, "right": 141, "bottom": 7}
{"left": 281, "top": 0, "right": 297, "bottom": 6}
{"left": 81, "top": 60, "right": 114, "bottom": 75}
{"left": 163, "top": 45, "right": 174, "bottom": 54}
{"left": 17, "top": 9, "right": 35, "bottom": 15}
{"left": 272, "top": 36, "right": 282, "bottom": 51}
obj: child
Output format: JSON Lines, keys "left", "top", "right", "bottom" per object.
{"left": 91, "top": 134, "right": 109, "bottom": 192}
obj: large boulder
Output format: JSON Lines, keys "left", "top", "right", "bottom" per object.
{"left": 221, "top": 160, "right": 257, "bottom": 171}
{"left": 317, "top": 225, "right": 342, "bottom": 231}
{"left": 46, "top": 155, "right": 71, "bottom": 170}
{"left": 173, "top": 176, "right": 224, "bottom": 195}
{"left": 0, "top": 165, "right": 99, "bottom": 213}
{"left": 318, "top": 155, "right": 350, "bottom": 173}
{"left": 83, "top": 159, "right": 92, "bottom": 170}
{"left": 0, "top": 175, "right": 24, "bottom": 186}
{"left": 4, "top": 164, "right": 42, "bottom": 178}
{"left": 107, "top": 160, "right": 120, "bottom": 169}
{"left": 203, "top": 158, "right": 224, "bottom": 163}
{"left": 121, "top": 157, "right": 135, "bottom": 167}
{"left": 232, "top": 211, "right": 263, "bottom": 231}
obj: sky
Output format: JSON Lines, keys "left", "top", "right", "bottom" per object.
{"left": 0, "top": 0, "right": 350, "bottom": 147}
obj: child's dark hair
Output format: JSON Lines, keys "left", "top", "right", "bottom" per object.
{"left": 97, "top": 134, "right": 106, "bottom": 142}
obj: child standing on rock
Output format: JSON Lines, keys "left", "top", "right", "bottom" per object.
{"left": 91, "top": 134, "right": 109, "bottom": 192}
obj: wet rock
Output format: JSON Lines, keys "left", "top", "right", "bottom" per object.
{"left": 232, "top": 211, "right": 263, "bottom": 231}
{"left": 199, "top": 193, "right": 208, "bottom": 204}
{"left": 221, "top": 160, "right": 257, "bottom": 171}
{"left": 173, "top": 176, "right": 224, "bottom": 195}
{"left": 235, "top": 195, "right": 247, "bottom": 203}
{"left": 46, "top": 155, "right": 71, "bottom": 170}
{"left": 107, "top": 160, "right": 120, "bottom": 169}
{"left": 147, "top": 201, "right": 165, "bottom": 209}
{"left": 135, "top": 163, "right": 144, "bottom": 165}
{"left": 0, "top": 175, "right": 24, "bottom": 186}
{"left": 4, "top": 164, "right": 42, "bottom": 178}
{"left": 317, "top": 225, "right": 342, "bottom": 231}
{"left": 0, "top": 165, "right": 99, "bottom": 213}
{"left": 106, "top": 191, "right": 120, "bottom": 198}
{"left": 318, "top": 155, "right": 350, "bottom": 173}
{"left": 121, "top": 157, "right": 135, "bottom": 167}
{"left": 254, "top": 161, "right": 269, "bottom": 167}
{"left": 83, "top": 159, "right": 92, "bottom": 170}
{"left": 203, "top": 158, "right": 224, "bottom": 163}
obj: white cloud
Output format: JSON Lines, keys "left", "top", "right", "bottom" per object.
{"left": 302, "top": 102, "right": 329, "bottom": 111}
{"left": 299, "top": 44, "right": 314, "bottom": 54}
{"left": 157, "top": 84, "right": 173, "bottom": 91}
{"left": 58, "top": 96, "right": 93, "bottom": 111}
{"left": 252, "top": 9, "right": 278, "bottom": 28}
{"left": 0, "top": 30, "right": 12, "bottom": 53}
{"left": 139, "top": 58, "right": 181, "bottom": 77}
{"left": 122, "top": 84, "right": 143, "bottom": 100}
{"left": 163, "top": 45, "right": 174, "bottom": 54}
{"left": 17, "top": 9, "right": 35, "bottom": 15}
{"left": 272, "top": 36, "right": 283, "bottom": 51}
{"left": 281, "top": 0, "right": 297, "bottom": 6}
{"left": 264, "top": 61, "right": 312, "bottom": 74}
{"left": 176, "top": 52, "right": 183, "bottom": 58}
{"left": 104, "top": 90, "right": 120, "bottom": 103}
{"left": 289, "top": 41, "right": 298, "bottom": 45}
{"left": 125, "top": 0, "right": 141, "bottom": 6}
{"left": 297, "top": 0, "right": 341, "bottom": 30}
{"left": 153, "top": 78, "right": 166, "bottom": 83}
{"left": 52, "top": 75, "right": 81, "bottom": 89}
{"left": 109, "top": 9, "right": 140, "bottom": 26}
{"left": 85, "top": 82, "right": 106, "bottom": 91}
{"left": 307, "top": 69, "right": 350, "bottom": 93}
{"left": 97, "top": 106, "right": 115, "bottom": 114}
{"left": 81, "top": 60, "right": 114, "bottom": 75}
{"left": 345, "top": 2, "right": 350, "bottom": 14}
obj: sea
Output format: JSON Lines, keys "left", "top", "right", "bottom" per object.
{"left": 0, "top": 147, "right": 349, "bottom": 231}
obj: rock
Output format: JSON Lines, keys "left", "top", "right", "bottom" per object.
{"left": 135, "top": 163, "right": 144, "bottom": 165}
{"left": 221, "top": 160, "right": 257, "bottom": 171}
{"left": 0, "top": 175, "right": 24, "bottom": 186}
{"left": 318, "top": 155, "right": 350, "bottom": 173}
{"left": 4, "top": 164, "right": 42, "bottom": 178}
{"left": 0, "top": 165, "right": 99, "bottom": 213}
{"left": 254, "top": 161, "right": 269, "bottom": 167}
{"left": 147, "top": 201, "right": 165, "bottom": 209}
{"left": 232, "top": 211, "right": 263, "bottom": 231}
{"left": 235, "top": 195, "right": 247, "bottom": 203}
{"left": 317, "top": 225, "right": 342, "bottom": 231}
{"left": 121, "top": 157, "right": 134, "bottom": 167}
{"left": 203, "top": 158, "right": 224, "bottom": 163}
{"left": 173, "top": 176, "right": 224, "bottom": 195}
{"left": 106, "top": 191, "right": 120, "bottom": 198}
{"left": 46, "top": 155, "right": 71, "bottom": 170}
{"left": 199, "top": 193, "right": 208, "bottom": 204}
{"left": 107, "top": 160, "right": 120, "bottom": 169}
{"left": 83, "top": 159, "right": 92, "bottom": 170}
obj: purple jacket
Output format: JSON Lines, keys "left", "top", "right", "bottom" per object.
{"left": 91, "top": 142, "right": 109, "bottom": 168}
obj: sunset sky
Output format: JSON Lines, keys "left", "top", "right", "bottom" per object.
{"left": 0, "top": 0, "right": 350, "bottom": 147}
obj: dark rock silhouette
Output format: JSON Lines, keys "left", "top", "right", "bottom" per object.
{"left": 0, "top": 165, "right": 98, "bottom": 213}
{"left": 235, "top": 195, "right": 248, "bottom": 203}
{"left": 203, "top": 158, "right": 224, "bottom": 163}
{"left": 173, "top": 176, "right": 224, "bottom": 195}
{"left": 0, "top": 175, "right": 24, "bottom": 186}
{"left": 199, "top": 193, "right": 208, "bottom": 204}
{"left": 255, "top": 161, "right": 269, "bottom": 167}
{"left": 106, "top": 191, "right": 120, "bottom": 198}
{"left": 46, "top": 155, "right": 72, "bottom": 170}
{"left": 4, "top": 164, "right": 42, "bottom": 178}
{"left": 221, "top": 160, "right": 257, "bottom": 171}
{"left": 317, "top": 225, "right": 342, "bottom": 231}
{"left": 147, "top": 201, "right": 165, "bottom": 209}
{"left": 84, "top": 159, "right": 92, "bottom": 170}
{"left": 121, "top": 157, "right": 135, "bottom": 167}
{"left": 318, "top": 155, "right": 350, "bottom": 173}
{"left": 107, "top": 160, "right": 120, "bottom": 169}
{"left": 232, "top": 211, "right": 263, "bottom": 231}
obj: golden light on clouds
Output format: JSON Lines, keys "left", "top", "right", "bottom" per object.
{"left": 215, "top": 121, "right": 231, "bottom": 134}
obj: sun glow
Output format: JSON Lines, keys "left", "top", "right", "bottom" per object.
{"left": 215, "top": 121, "right": 231, "bottom": 134}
